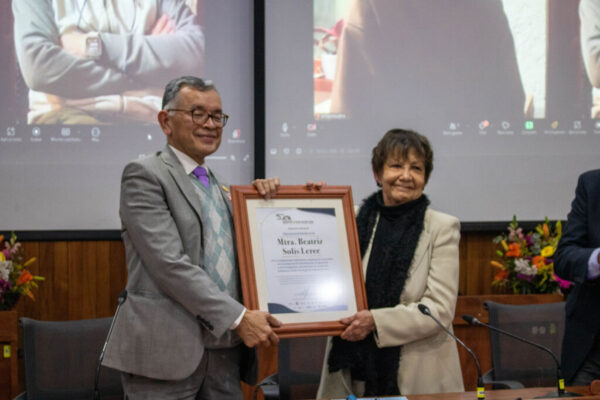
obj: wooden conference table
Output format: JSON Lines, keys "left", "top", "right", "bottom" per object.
{"left": 318, "top": 386, "right": 600, "bottom": 400}
{"left": 401, "top": 386, "right": 598, "bottom": 400}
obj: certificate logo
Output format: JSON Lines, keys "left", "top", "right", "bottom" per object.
{"left": 276, "top": 213, "right": 291, "bottom": 221}
{"left": 275, "top": 212, "right": 314, "bottom": 225}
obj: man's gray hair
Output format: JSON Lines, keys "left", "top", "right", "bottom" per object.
{"left": 161, "top": 76, "right": 216, "bottom": 109}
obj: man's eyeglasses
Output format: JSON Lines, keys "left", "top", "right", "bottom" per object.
{"left": 167, "top": 108, "right": 229, "bottom": 127}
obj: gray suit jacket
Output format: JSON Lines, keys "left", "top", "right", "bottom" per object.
{"left": 103, "top": 146, "right": 255, "bottom": 382}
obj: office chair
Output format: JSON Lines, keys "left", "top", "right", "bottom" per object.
{"left": 14, "top": 317, "right": 123, "bottom": 400}
{"left": 482, "top": 300, "right": 565, "bottom": 389}
{"left": 254, "top": 336, "right": 328, "bottom": 400}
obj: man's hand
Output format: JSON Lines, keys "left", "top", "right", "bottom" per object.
{"left": 151, "top": 14, "right": 176, "bottom": 35}
{"left": 252, "top": 177, "right": 280, "bottom": 199}
{"left": 340, "top": 310, "right": 375, "bottom": 342}
{"left": 60, "top": 32, "right": 87, "bottom": 58}
{"left": 235, "top": 310, "right": 281, "bottom": 347}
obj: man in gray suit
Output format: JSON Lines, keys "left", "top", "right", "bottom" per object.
{"left": 102, "top": 76, "right": 281, "bottom": 399}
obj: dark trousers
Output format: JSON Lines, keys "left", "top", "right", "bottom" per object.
{"left": 570, "top": 335, "right": 600, "bottom": 386}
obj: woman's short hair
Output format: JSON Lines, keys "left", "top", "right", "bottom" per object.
{"left": 371, "top": 128, "right": 434, "bottom": 183}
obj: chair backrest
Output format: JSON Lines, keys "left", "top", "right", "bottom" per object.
{"left": 277, "top": 336, "right": 328, "bottom": 400}
{"left": 20, "top": 317, "right": 123, "bottom": 400}
{"left": 484, "top": 300, "right": 565, "bottom": 388}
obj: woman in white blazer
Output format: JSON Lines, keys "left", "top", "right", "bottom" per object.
{"left": 317, "top": 129, "right": 464, "bottom": 397}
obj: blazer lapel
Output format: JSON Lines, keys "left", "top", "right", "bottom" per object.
{"left": 409, "top": 229, "right": 431, "bottom": 276}
{"left": 159, "top": 146, "right": 204, "bottom": 220}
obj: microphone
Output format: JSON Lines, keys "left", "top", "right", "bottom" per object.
{"left": 462, "top": 314, "right": 581, "bottom": 398}
{"left": 418, "top": 304, "right": 485, "bottom": 399}
{"left": 94, "top": 290, "right": 127, "bottom": 400}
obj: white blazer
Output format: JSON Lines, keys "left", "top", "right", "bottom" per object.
{"left": 317, "top": 208, "right": 464, "bottom": 397}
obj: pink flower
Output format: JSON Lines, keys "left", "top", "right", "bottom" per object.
{"left": 554, "top": 274, "right": 573, "bottom": 290}
{"left": 9, "top": 242, "right": 21, "bottom": 255}
{"left": 508, "top": 227, "right": 525, "bottom": 242}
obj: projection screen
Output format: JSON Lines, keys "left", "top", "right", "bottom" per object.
{"left": 264, "top": 0, "right": 599, "bottom": 224}
{"left": 0, "top": 0, "right": 254, "bottom": 231}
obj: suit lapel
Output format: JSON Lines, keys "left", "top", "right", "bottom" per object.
{"left": 159, "top": 146, "right": 234, "bottom": 220}
{"left": 159, "top": 146, "right": 205, "bottom": 221}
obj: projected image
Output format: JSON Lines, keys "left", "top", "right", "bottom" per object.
{"left": 0, "top": 0, "right": 254, "bottom": 231}
{"left": 580, "top": 0, "right": 600, "bottom": 118}
{"left": 13, "top": 0, "right": 203, "bottom": 125}
{"left": 313, "top": 0, "right": 548, "bottom": 121}
{"left": 266, "top": 0, "right": 598, "bottom": 223}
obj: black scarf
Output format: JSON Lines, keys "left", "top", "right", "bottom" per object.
{"left": 327, "top": 191, "right": 429, "bottom": 396}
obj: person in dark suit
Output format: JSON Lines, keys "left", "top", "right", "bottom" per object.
{"left": 555, "top": 169, "right": 600, "bottom": 385}
{"left": 102, "top": 76, "right": 281, "bottom": 399}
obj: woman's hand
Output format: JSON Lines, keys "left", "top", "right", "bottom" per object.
{"left": 305, "top": 180, "right": 326, "bottom": 190}
{"left": 340, "top": 310, "right": 375, "bottom": 341}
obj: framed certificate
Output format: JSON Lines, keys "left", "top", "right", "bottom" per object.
{"left": 231, "top": 185, "right": 367, "bottom": 338}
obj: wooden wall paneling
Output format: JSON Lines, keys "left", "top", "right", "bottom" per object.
{"left": 67, "top": 242, "right": 94, "bottom": 320}
{"left": 95, "top": 241, "right": 112, "bottom": 317}
{"left": 108, "top": 241, "right": 127, "bottom": 313}
{"left": 83, "top": 241, "right": 100, "bottom": 318}
{"left": 459, "top": 231, "right": 497, "bottom": 296}
{"left": 14, "top": 241, "right": 64, "bottom": 320}
{"left": 47, "top": 241, "right": 70, "bottom": 320}
{"left": 37, "top": 241, "right": 56, "bottom": 320}
{"left": 68, "top": 242, "right": 83, "bottom": 319}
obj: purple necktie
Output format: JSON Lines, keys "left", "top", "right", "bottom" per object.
{"left": 192, "top": 166, "right": 210, "bottom": 188}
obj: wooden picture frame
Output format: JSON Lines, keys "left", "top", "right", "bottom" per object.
{"left": 231, "top": 185, "right": 367, "bottom": 338}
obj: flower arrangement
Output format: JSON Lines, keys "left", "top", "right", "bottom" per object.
{"left": 491, "top": 216, "right": 572, "bottom": 294}
{"left": 0, "top": 232, "right": 44, "bottom": 310}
